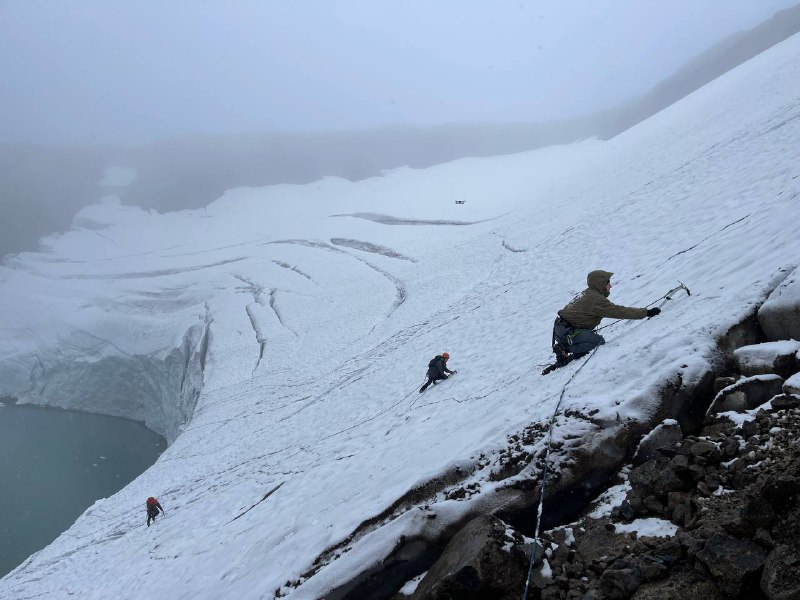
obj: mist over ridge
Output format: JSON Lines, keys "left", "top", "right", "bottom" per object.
{"left": 2, "top": 3, "right": 799, "bottom": 260}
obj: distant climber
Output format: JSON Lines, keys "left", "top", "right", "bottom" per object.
{"left": 419, "top": 352, "right": 457, "bottom": 393}
{"left": 543, "top": 270, "right": 660, "bottom": 375}
{"left": 146, "top": 497, "right": 165, "bottom": 527}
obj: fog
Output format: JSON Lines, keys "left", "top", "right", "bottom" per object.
{"left": 1, "top": 1, "right": 800, "bottom": 257}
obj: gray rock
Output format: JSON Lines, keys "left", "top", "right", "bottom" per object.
{"left": 690, "top": 441, "right": 722, "bottom": 464}
{"left": 771, "top": 394, "right": 800, "bottom": 411}
{"left": 758, "top": 268, "right": 800, "bottom": 341}
{"left": 629, "top": 460, "right": 668, "bottom": 496}
{"left": 753, "top": 528, "right": 775, "bottom": 549}
{"left": 706, "top": 375, "right": 785, "bottom": 415}
{"left": 713, "top": 376, "right": 738, "bottom": 394}
{"left": 574, "top": 522, "right": 631, "bottom": 566}
{"left": 688, "top": 464, "right": 707, "bottom": 482}
{"left": 733, "top": 341, "right": 800, "bottom": 378}
{"left": 695, "top": 533, "right": 767, "bottom": 597}
{"left": 761, "top": 544, "right": 800, "bottom": 600}
{"left": 740, "top": 495, "right": 776, "bottom": 529}
{"left": 784, "top": 374, "right": 800, "bottom": 396}
{"left": 761, "top": 475, "right": 800, "bottom": 512}
{"left": 670, "top": 454, "right": 690, "bottom": 473}
{"left": 671, "top": 504, "right": 686, "bottom": 526}
{"left": 631, "top": 572, "right": 722, "bottom": 599}
{"left": 633, "top": 420, "right": 683, "bottom": 466}
{"left": 643, "top": 495, "right": 665, "bottom": 516}
{"left": 600, "top": 564, "right": 643, "bottom": 599}
{"left": 409, "top": 515, "right": 527, "bottom": 600}
{"left": 618, "top": 500, "right": 635, "bottom": 522}
{"left": 667, "top": 492, "right": 685, "bottom": 511}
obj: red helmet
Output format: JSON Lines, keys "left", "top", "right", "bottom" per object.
{"left": 442, "top": 352, "right": 450, "bottom": 359}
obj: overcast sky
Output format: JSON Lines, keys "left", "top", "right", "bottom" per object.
{"left": 1, "top": 0, "right": 797, "bottom": 145}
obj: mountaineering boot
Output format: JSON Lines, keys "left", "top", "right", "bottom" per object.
{"left": 541, "top": 343, "right": 573, "bottom": 375}
{"left": 553, "top": 342, "right": 572, "bottom": 367}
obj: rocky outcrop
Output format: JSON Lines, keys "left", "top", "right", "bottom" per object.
{"left": 406, "top": 515, "right": 529, "bottom": 600}
{"left": 758, "top": 266, "right": 800, "bottom": 341}
{"left": 521, "top": 400, "right": 800, "bottom": 600}
{"left": 390, "top": 293, "right": 800, "bottom": 600}
{"left": 706, "top": 374, "right": 784, "bottom": 415}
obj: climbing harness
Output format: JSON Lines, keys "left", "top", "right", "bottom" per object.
{"left": 522, "top": 347, "right": 599, "bottom": 600}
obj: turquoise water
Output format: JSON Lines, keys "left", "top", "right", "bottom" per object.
{"left": 0, "top": 403, "right": 166, "bottom": 578}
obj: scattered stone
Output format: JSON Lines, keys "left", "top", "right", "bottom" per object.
{"left": 761, "top": 543, "right": 800, "bottom": 600}
{"left": 631, "top": 571, "right": 721, "bottom": 599}
{"left": 695, "top": 533, "right": 766, "bottom": 597}
{"left": 643, "top": 496, "right": 665, "bottom": 516}
{"left": 599, "top": 560, "right": 642, "bottom": 599}
{"left": 690, "top": 441, "right": 721, "bottom": 464}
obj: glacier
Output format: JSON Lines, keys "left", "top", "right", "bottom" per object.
{"left": 1, "top": 32, "right": 800, "bottom": 600}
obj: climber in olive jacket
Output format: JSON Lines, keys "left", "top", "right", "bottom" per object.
{"left": 552, "top": 270, "right": 659, "bottom": 363}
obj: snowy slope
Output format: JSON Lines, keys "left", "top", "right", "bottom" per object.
{"left": 2, "top": 33, "right": 800, "bottom": 599}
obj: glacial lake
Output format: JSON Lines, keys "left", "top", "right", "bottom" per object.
{"left": 0, "top": 402, "right": 166, "bottom": 578}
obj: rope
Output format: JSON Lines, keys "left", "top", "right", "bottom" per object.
{"left": 316, "top": 381, "right": 424, "bottom": 444}
{"left": 522, "top": 347, "right": 598, "bottom": 600}
{"left": 595, "top": 283, "right": 690, "bottom": 333}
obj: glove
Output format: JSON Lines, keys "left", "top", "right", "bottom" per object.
{"left": 646, "top": 307, "right": 661, "bottom": 318}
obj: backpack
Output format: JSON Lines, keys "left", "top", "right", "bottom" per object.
{"left": 146, "top": 497, "right": 158, "bottom": 507}
{"left": 427, "top": 356, "right": 442, "bottom": 376}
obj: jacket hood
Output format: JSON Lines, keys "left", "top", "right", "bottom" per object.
{"left": 587, "top": 270, "right": 613, "bottom": 297}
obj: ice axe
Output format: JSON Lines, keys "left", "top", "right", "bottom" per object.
{"left": 650, "top": 281, "right": 691, "bottom": 312}
{"left": 595, "top": 281, "right": 691, "bottom": 331}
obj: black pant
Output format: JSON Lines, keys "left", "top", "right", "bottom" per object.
{"left": 420, "top": 374, "right": 447, "bottom": 392}
{"left": 147, "top": 508, "right": 159, "bottom": 526}
{"left": 553, "top": 316, "right": 605, "bottom": 357}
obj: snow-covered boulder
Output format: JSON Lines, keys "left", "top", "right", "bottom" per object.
{"left": 706, "top": 375, "right": 785, "bottom": 415}
{"left": 759, "top": 267, "right": 800, "bottom": 341}
{"left": 733, "top": 340, "right": 800, "bottom": 378}
{"left": 784, "top": 372, "right": 800, "bottom": 396}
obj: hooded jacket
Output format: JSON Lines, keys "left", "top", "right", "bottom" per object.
{"left": 427, "top": 355, "right": 452, "bottom": 379}
{"left": 557, "top": 270, "right": 647, "bottom": 330}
